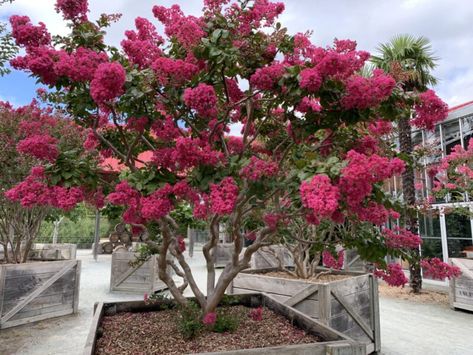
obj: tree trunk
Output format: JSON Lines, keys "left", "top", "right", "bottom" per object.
{"left": 399, "top": 116, "right": 422, "bottom": 293}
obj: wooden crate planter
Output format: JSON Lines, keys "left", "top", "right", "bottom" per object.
{"left": 250, "top": 245, "right": 294, "bottom": 269}
{"left": 110, "top": 251, "right": 167, "bottom": 294}
{"left": 29, "top": 243, "right": 77, "bottom": 261}
{"left": 0, "top": 259, "right": 81, "bottom": 329}
{"left": 449, "top": 258, "right": 473, "bottom": 312}
{"left": 84, "top": 293, "right": 366, "bottom": 355}
{"left": 228, "top": 268, "right": 380, "bottom": 354}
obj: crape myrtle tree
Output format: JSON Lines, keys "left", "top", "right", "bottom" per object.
{"left": 7, "top": 0, "right": 447, "bottom": 314}
{"left": 0, "top": 102, "right": 100, "bottom": 263}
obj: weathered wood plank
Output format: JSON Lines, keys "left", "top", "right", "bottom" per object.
{"left": 449, "top": 258, "right": 473, "bottom": 311}
{"left": 73, "top": 260, "right": 81, "bottom": 313}
{"left": 29, "top": 243, "right": 77, "bottom": 261}
{"left": 369, "top": 275, "right": 381, "bottom": 352}
{"left": 284, "top": 284, "right": 319, "bottom": 307}
{"left": 0, "top": 266, "right": 5, "bottom": 318}
{"left": 3, "top": 307, "right": 73, "bottom": 329}
{"left": 318, "top": 284, "right": 331, "bottom": 325}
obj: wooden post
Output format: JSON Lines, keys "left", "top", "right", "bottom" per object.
{"left": 318, "top": 283, "right": 331, "bottom": 325}
{"left": 93, "top": 210, "right": 101, "bottom": 262}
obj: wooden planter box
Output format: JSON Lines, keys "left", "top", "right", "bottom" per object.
{"left": 0, "top": 259, "right": 81, "bottom": 329}
{"left": 250, "top": 245, "right": 294, "bottom": 269}
{"left": 84, "top": 293, "right": 366, "bottom": 355}
{"left": 29, "top": 243, "right": 77, "bottom": 261}
{"left": 228, "top": 268, "right": 380, "bottom": 354}
{"left": 449, "top": 258, "right": 473, "bottom": 312}
{"left": 109, "top": 251, "right": 167, "bottom": 294}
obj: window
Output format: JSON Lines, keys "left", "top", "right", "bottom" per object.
{"left": 445, "top": 209, "right": 473, "bottom": 258}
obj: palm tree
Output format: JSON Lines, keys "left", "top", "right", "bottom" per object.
{"left": 372, "top": 35, "right": 439, "bottom": 293}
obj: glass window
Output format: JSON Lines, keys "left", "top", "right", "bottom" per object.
{"left": 445, "top": 209, "right": 473, "bottom": 258}
{"left": 442, "top": 119, "right": 461, "bottom": 155}
{"left": 424, "top": 126, "right": 442, "bottom": 165}
{"left": 419, "top": 212, "right": 443, "bottom": 279}
{"left": 462, "top": 115, "right": 473, "bottom": 148}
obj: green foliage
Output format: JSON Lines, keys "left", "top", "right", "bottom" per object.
{"left": 212, "top": 313, "right": 239, "bottom": 333}
{"left": 0, "top": 1, "right": 18, "bottom": 76}
{"left": 176, "top": 301, "right": 203, "bottom": 340}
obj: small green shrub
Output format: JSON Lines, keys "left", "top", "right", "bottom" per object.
{"left": 212, "top": 313, "right": 239, "bottom": 333}
{"left": 177, "top": 301, "right": 203, "bottom": 339}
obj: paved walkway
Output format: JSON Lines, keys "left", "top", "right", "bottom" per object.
{"left": 0, "top": 250, "right": 472, "bottom": 355}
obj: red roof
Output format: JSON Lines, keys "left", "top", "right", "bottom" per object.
{"left": 100, "top": 150, "right": 154, "bottom": 172}
{"left": 448, "top": 100, "right": 473, "bottom": 113}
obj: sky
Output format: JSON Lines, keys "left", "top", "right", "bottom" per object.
{"left": 1, "top": 0, "right": 472, "bottom": 108}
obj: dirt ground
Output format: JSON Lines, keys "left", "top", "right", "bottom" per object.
{"left": 378, "top": 283, "right": 449, "bottom": 305}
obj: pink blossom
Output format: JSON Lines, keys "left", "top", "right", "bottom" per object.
{"left": 55, "top": 0, "right": 88, "bottom": 21}
{"left": 141, "top": 194, "right": 173, "bottom": 221}
{"left": 300, "top": 175, "right": 340, "bottom": 224}
{"left": 322, "top": 250, "right": 344, "bottom": 270}
{"left": 54, "top": 47, "right": 108, "bottom": 82}
{"left": 177, "top": 236, "right": 186, "bottom": 253}
{"left": 10, "top": 15, "right": 51, "bottom": 48}
{"left": 240, "top": 156, "right": 278, "bottom": 181}
{"left": 341, "top": 70, "right": 396, "bottom": 110}
{"left": 183, "top": 83, "right": 218, "bottom": 118}
{"left": 263, "top": 213, "right": 281, "bottom": 231}
{"left": 17, "top": 134, "right": 59, "bottom": 162}
{"left": 90, "top": 62, "right": 126, "bottom": 105}
{"left": 368, "top": 120, "right": 392, "bottom": 136}
{"left": 202, "top": 312, "right": 217, "bottom": 325}
{"left": 296, "top": 97, "right": 322, "bottom": 113}
{"left": 299, "top": 67, "right": 322, "bottom": 93}
{"left": 250, "top": 63, "right": 285, "bottom": 90}
{"left": 11, "top": 47, "right": 59, "bottom": 85}
{"left": 374, "top": 263, "right": 408, "bottom": 287}
{"left": 122, "top": 17, "right": 163, "bottom": 67}
{"left": 151, "top": 116, "right": 180, "bottom": 142}
{"left": 226, "top": 136, "right": 244, "bottom": 155}
{"left": 83, "top": 130, "right": 99, "bottom": 151}
{"left": 383, "top": 227, "right": 422, "bottom": 249}
{"left": 210, "top": 177, "right": 239, "bottom": 216}
{"left": 420, "top": 258, "right": 461, "bottom": 280}
{"left": 249, "top": 307, "right": 263, "bottom": 321}
{"left": 225, "top": 78, "right": 244, "bottom": 103}
{"left": 152, "top": 57, "right": 199, "bottom": 86}
{"left": 126, "top": 117, "right": 148, "bottom": 132}
{"left": 107, "top": 181, "right": 141, "bottom": 206}
{"left": 412, "top": 90, "right": 448, "bottom": 131}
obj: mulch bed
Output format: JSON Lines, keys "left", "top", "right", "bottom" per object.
{"left": 95, "top": 305, "right": 320, "bottom": 354}
{"left": 264, "top": 271, "right": 352, "bottom": 283}
{"left": 378, "top": 283, "right": 449, "bottom": 305}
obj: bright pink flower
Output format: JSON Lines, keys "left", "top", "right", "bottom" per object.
{"left": 203, "top": 312, "right": 217, "bottom": 325}
{"left": 263, "top": 213, "right": 281, "bottom": 231}
{"left": 412, "top": 90, "right": 448, "bottom": 131}
{"left": 90, "top": 62, "right": 126, "bottom": 105}
{"left": 152, "top": 57, "right": 199, "bottom": 86}
{"left": 210, "top": 177, "right": 239, "bottom": 216}
{"left": 383, "top": 227, "right": 422, "bottom": 249}
{"left": 249, "top": 307, "right": 263, "bottom": 321}
{"left": 107, "top": 181, "right": 141, "bottom": 206}
{"left": 225, "top": 78, "right": 244, "bottom": 102}
{"left": 322, "top": 250, "right": 344, "bottom": 270}
{"left": 177, "top": 236, "right": 186, "bottom": 253}
{"left": 240, "top": 156, "right": 278, "bottom": 181}
{"left": 10, "top": 15, "right": 51, "bottom": 48}
{"left": 55, "top": 0, "right": 88, "bottom": 21}
{"left": 122, "top": 17, "right": 163, "bottom": 67}
{"left": 226, "top": 136, "right": 244, "bottom": 155}
{"left": 83, "top": 130, "right": 99, "bottom": 151}
{"left": 250, "top": 63, "right": 285, "bottom": 90}
{"left": 17, "top": 134, "right": 59, "bottom": 162}
{"left": 300, "top": 175, "right": 340, "bottom": 224}
{"left": 183, "top": 83, "right": 218, "bottom": 118}
{"left": 296, "top": 97, "right": 322, "bottom": 113}
{"left": 368, "top": 120, "right": 392, "bottom": 136}
{"left": 299, "top": 67, "right": 322, "bottom": 93}
{"left": 420, "top": 258, "right": 461, "bottom": 280}
{"left": 374, "top": 263, "right": 408, "bottom": 287}
{"left": 54, "top": 47, "right": 108, "bottom": 82}
{"left": 11, "top": 47, "right": 59, "bottom": 85}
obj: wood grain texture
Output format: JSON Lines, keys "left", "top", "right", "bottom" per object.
{"left": 450, "top": 258, "right": 473, "bottom": 311}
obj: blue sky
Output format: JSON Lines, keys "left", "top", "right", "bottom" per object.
{"left": 1, "top": 0, "right": 473, "bottom": 107}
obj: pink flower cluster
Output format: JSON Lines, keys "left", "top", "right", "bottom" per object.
{"left": 296, "top": 97, "right": 322, "bottom": 113}
{"left": 420, "top": 258, "right": 461, "bottom": 280}
{"left": 225, "top": 78, "right": 244, "bottom": 103}
{"left": 374, "top": 263, "right": 408, "bottom": 287}
{"left": 177, "top": 236, "right": 186, "bottom": 253}
{"left": 249, "top": 307, "right": 263, "bottom": 321}
{"left": 250, "top": 63, "right": 285, "bottom": 90}
{"left": 204, "top": 0, "right": 231, "bottom": 11}
{"left": 300, "top": 175, "right": 340, "bottom": 224}
{"left": 152, "top": 5, "right": 205, "bottom": 50}
{"left": 151, "top": 116, "right": 181, "bottom": 142}
{"left": 210, "top": 177, "right": 239, "bottom": 216}
{"left": 183, "top": 84, "right": 218, "bottom": 119}
{"left": 90, "top": 62, "right": 126, "bottom": 105}
{"left": 236, "top": 0, "right": 285, "bottom": 35}
{"left": 240, "top": 156, "right": 278, "bottom": 181}
{"left": 17, "top": 134, "right": 59, "bottom": 162}
{"left": 141, "top": 190, "right": 173, "bottom": 221}
{"left": 10, "top": 15, "right": 51, "bottom": 49}
{"left": 226, "top": 136, "right": 244, "bottom": 155}
{"left": 322, "top": 250, "right": 344, "bottom": 270}
{"left": 5, "top": 168, "right": 84, "bottom": 211}
{"left": 368, "top": 119, "right": 392, "bottom": 136}
{"left": 55, "top": 47, "right": 108, "bottom": 82}
{"left": 152, "top": 57, "right": 199, "bottom": 86}
{"left": 202, "top": 312, "right": 217, "bottom": 325}
{"left": 412, "top": 90, "right": 448, "bottom": 131}
{"left": 122, "top": 17, "right": 163, "bottom": 68}
{"left": 299, "top": 67, "right": 322, "bottom": 93}
{"left": 55, "top": 0, "right": 88, "bottom": 21}
{"left": 341, "top": 70, "right": 396, "bottom": 110}
{"left": 383, "top": 227, "right": 422, "bottom": 250}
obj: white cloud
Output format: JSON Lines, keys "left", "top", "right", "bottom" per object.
{"left": 1, "top": 0, "right": 472, "bottom": 107}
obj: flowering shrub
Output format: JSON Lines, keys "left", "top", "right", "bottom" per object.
{"left": 420, "top": 258, "right": 461, "bottom": 280}
{"left": 6, "top": 0, "right": 446, "bottom": 310}
{"left": 374, "top": 263, "right": 409, "bottom": 287}
{"left": 383, "top": 227, "right": 422, "bottom": 250}
{"left": 322, "top": 250, "right": 344, "bottom": 270}
{"left": 412, "top": 90, "right": 448, "bottom": 131}
{"left": 249, "top": 307, "right": 263, "bottom": 321}
{"left": 202, "top": 312, "right": 217, "bottom": 325}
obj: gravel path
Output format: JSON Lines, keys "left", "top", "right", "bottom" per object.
{"left": 0, "top": 250, "right": 472, "bottom": 355}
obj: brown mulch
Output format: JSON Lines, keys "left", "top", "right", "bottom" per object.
{"left": 95, "top": 305, "right": 320, "bottom": 354}
{"left": 264, "top": 271, "right": 352, "bottom": 283}
{"left": 378, "top": 283, "right": 449, "bottom": 305}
